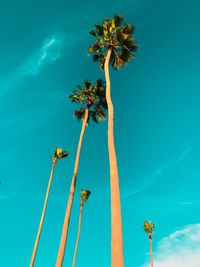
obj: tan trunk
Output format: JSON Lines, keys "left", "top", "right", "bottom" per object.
{"left": 56, "top": 108, "right": 89, "bottom": 266}
{"left": 149, "top": 237, "right": 154, "bottom": 267}
{"left": 30, "top": 160, "right": 56, "bottom": 267}
{"left": 72, "top": 201, "right": 83, "bottom": 267}
{"left": 104, "top": 49, "right": 124, "bottom": 267}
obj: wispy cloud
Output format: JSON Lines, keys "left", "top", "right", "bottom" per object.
{"left": 22, "top": 35, "right": 65, "bottom": 75}
{"left": 141, "top": 224, "right": 200, "bottom": 267}
{"left": 122, "top": 148, "right": 192, "bottom": 197}
{"left": 0, "top": 192, "right": 23, "bottom": 201}
{"left": 0, "top": 34, "right": 65, "bottom": 96}
{"left": 179, "top": 200, "right": 200, "bottom": 206}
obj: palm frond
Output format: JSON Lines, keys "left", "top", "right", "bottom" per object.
{"left": 69, "top": 94, "right": 83, "bottom": 104}
{"left": 103, "top": 18, "right": 111, "bottom": 30}
{"left": 53, "top": 148, "right": 69, "bottom": 160}
{"left": 119, "top": 48, "right": 134, "bottom": 64}
{"left": 112, "top": 55, "right": 124, "bottom": 70}
{"left": 99, "top": 56, "right": 106, "bottom": 70}
{"left": 80, "top": 190, "right": 91, "bottom": 201}
{"left": 144, "top": 221, "right": 154, "bottom": 234}
{"left": 59, "top": 151, "right": 69, "bottom": 159}
{"left": 84, "top": 80, "right": 92, "bottom": 89}
{"left": 122, "top": 38, "right": 137, "bottom": 51}
{"left": 74, "top": 109, "right": 85, "bottom": 121}
{"left": 93, "top": 54, "right": 101, "bottom": 62}
{"left": 77, "top": 86, "right": 84, "bottom": 96}
{"left": 95, "top": 24, "right": 104, "bottom": 36}
{"left": 95, "top": 109, "right": 106, "bottom": 121}
{"left": 121, "top": 23, "right": 135, "bottom": 34}
{"left": 99, "top": 99, "right": 107, "bottom": 109}
{"left": 95, "top": 78, "right": 105, "bottom": 89}
{"left": 96, "top": 87, "right": 106, "bottom": 102}
{"left": 113, "top": 14, "right": 124, "bottom": 27}
{"left": 88, "top": 42, "right": 101, "bottom": 54}
{"left": 90, "top": 111, "right": 99, "bottom": 123}
{"left": 89, "top": 29, "right": 97, "bottom": 37}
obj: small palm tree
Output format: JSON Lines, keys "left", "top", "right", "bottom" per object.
{"left": 144, "top": 221, "right": 155, "bottom": 267}
{"left": 30, "top": 148, "right": 68, "bottom": 267}
{"left": 72, "top": 190, "right": 91, "bottom": 267}
{"left": 88, "top": 15, "right": 137, "bottom": 267}
{"left": 56, "top": 79, "right": 107, "bottom": 266}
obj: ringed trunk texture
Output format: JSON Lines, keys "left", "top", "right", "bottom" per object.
{"left": 149, "top": 237, "right": 154, "bottom": 267}
{"left": 30, "top": 160, "right": 56, "bottom": 267}
{"left": 56, "top": 108, "right": 89, "bottom": 267}
{"left": 104, "top": 49, "right": 124, "bottom": 267}
{"left": 72, "top": 201, "right": 84, "bottom": 267}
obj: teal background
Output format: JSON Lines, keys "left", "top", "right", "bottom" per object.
{"left": 0, "top": 0, "right": 200, "bottom": 266}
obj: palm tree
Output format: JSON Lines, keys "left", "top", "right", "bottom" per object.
{"left": 30, "top": 148, "right": 68, "bottom": 267}
{"left": 88, "top": 15, "right": 137, "bottom": 267}
{"left": 72, "top": 190, "right": 91, "bottom": 267}
{"left": 144, "top": 221, "right": 155, "bottom": 267}
{"left": 56, "top": 79, "right": 107, "bottom": 266}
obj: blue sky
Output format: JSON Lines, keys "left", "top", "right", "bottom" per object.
{"left": 0, "top": 0, "right": 200, "bottom": 266}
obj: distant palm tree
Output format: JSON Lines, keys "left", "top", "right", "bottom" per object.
{"left": 72, "top": 190, "right": 91, "bottom": 267}
{"left": 56, "top": 79, "right": 107, "bottom": 266}
{"left": 30, "top": 148, "right": 68, "bottom": 267}
{"left": 88, "top": 15, "right": 137, "bottom": 267}
{"left": 144, "top": 221, "right": 155, "bottom": 267}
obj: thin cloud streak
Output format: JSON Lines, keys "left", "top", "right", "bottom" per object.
{"left": 0, "top": 192, "right": 24, "bottom": 201}
{"left": 0, "top": 34, "right": 65, "bottom": 96}
{"left": 122, "top": 148, "right": 192, "bottom": 197}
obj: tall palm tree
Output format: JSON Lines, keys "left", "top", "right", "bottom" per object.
{"left": 72, "top": 190, "right": 91, "bottom": 267}
{"left": 144, "top": 221, "right": 155, "bottom": 267}
{"left": 56, "top": 79, "right": 107, "bottom": 266}
{"left": 88, "top": 15, "right": 137, "bottom": 267}
{"left": 30, "top": 148, "right": 68, "bottom": 267}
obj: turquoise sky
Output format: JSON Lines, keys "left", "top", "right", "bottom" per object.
{"left": 0, "top": 0, "right": 200, "bottom": 266}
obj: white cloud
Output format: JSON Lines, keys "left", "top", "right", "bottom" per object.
{"left": 0, "top": 34, "right": 65, "bottom": 96}
{"left": 22, "top": 35, "right": 65, "bottom": 75}
{"left": 142, "top": 224, "right": 200, "bottom": 267}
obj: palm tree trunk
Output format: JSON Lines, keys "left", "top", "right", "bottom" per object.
{"left": 72, "top": 200, "right": 84, "bottom": 267}
{"left": 104, "top": 49, "right": 124, "bottom": 267}
{"left": 56, "top": 108, "right": 89, "bottom": 267}
{"left": 149, "top": 236, "right": 154, "bottom": 267}
{"left": 30, "top": 160, "right": 56, "bottom": 267}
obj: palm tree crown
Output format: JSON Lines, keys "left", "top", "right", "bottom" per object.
{"left": 69, "top": 79, "right": 107, "bottom": 123}
{"left": 144, "top": 221, "right": 155, "bottom": 235}
{"left": 80, "top": 190, "right": 91, "bottom": 202}
{"left": 52, "top": 148, "right": 69, "bottom": 162}
{"left": 88, "top": 15, "right": 137, "bottom": 70}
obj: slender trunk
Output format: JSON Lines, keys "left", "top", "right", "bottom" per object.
{"left": 72, "top": 201, "right": 83, "bottom": 267}
{"left": 56, "top": 108, "right": 89, "bottom": 267}
{"left": 104, "top": 49, "right": 124, "bottom": 267}
{"left": 30, "top": 160, "right": 56, "bottom": 267}
{"left": 149, "top": 236, "right": 154, "bottom": 267}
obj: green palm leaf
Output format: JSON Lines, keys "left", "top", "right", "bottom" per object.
{"left": 95, "top": 24, "right": 104, "bottom": 35}
{"left": 70, "top": 79, "right": 107, "bottom": 124}
{"left": 53, "top": 148, "right": 69, "bottom": 160}
{"left": 88, "top": 14, "right": 138, "bottom": 70}
{"left": 74, "top": 109, "right": 85, "bottom": 121}
{"left": 144, "top": 221, "right": 154, "bottom": 235}
{"left": 113, "top": 15, "right": 124, "bottom": 27}
{"left": 90, "top": 111, "right": 98, "bottom": 123}
{"left": 80, "top": 190, "right": 91, "bottom": 202}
